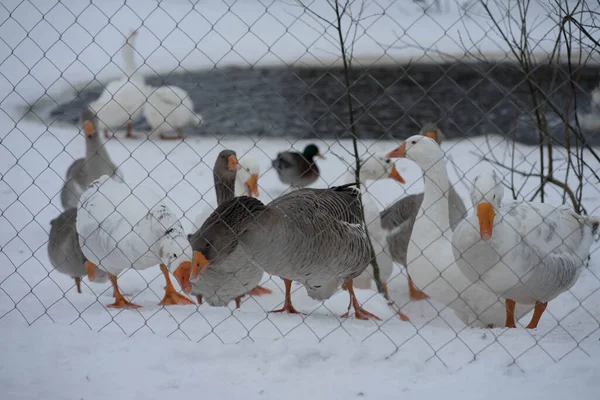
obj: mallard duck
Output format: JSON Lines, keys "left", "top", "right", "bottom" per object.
{"left": 385, "top": 135, "right": 533, "bottom": 328}
{"left": 345, "top": 155, "right": 406, "bottom": 309}
{"left": 142, "top": 85, "right": 203, "bottom": 140}
{"left": 183, "top": 183, "right": 379, "bottom": 320}
{"left": 381, "top": 123, "right": 467, "bottom": 301}
{"left": 60, "top": 109, "right": 123, "bottom": 210}
{"left": 180, "top": 150, "right": 271, "bottom": 307}
{"left": 88, "top": 30, "right": 150, "bottom": 139}
{"left": 452, "top": 172, "right": 600, "bottom": 328}
{"left": 48, "top": 207, "right": 108, "bottom": 293}
{"left": 76, "top": 175, "right": 195, "bottom": 309}
{"left": 272, "top": 144, "right": 323, "bottom": 188}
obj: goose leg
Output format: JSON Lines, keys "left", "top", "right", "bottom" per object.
{"left": 270, "top": 279, "right": 301, "bottom": 314}
{"left": 342, "top": 280, "right": 381, "bottom": 321}
{"left": 158, "top": 264, "right": 195, "bottom": 306}
{"left": 235, "top": 296, "right": 242, "bottom": 309}
{"left": 408, "top": 274, "right": 429, "bottom": 300}
{"left": 106, "top": 274, "right": 141, "bottom": 309}
{"left": 196, "top": 295, "right": 203, "bottom": 305}
{"left": 505, "top": 298, "right": 517, "bottom": 328}
{"left": 382, "top": 282, "right": 409, "bottom": 321}
{"left": 74, "top": 277, "right": 82, "bottom": 294}
{"left": 248, "top": 285, "right": 273, "bottom": 296}
{"left": 125, "top": 122, "right": 136, "bottom": 139}
{"left": 525, "top": 301, "right": 548, "bottom": 329}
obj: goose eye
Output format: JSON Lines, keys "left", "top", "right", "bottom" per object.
{"left": 385, "top": 159, "right": 391, "bottom": 164}
{"left": 493, "top": 194, "right": 496, "bottom": 200}
{"left": 411, "top": 140, "right": 416, "bottom": 144}
{"left": 173, "top": 253, "right": 177, "bottom": 258}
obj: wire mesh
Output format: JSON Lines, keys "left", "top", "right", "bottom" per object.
{"left": 0, "top": 0, "right": 599, "bottom": 369}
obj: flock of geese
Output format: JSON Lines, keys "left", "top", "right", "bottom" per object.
{"left": 46, "top": 30, "right": 600, "bottom": 330}
{"left": 47, "top": 105, "right": 600, "bottom": 329}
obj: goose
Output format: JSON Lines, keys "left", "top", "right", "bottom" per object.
{"left": 272, "top": 144, "right": 323, "bottom": 188}
{"left": 48, "top": 207, "right": 108, "bottom": 293}
{"left": 381, "top": 123, "right": 467, "bottom": 301}
{"left": 76, "top": 175, "right": 195, "bottom": 309}
{"left": 143, "top": 85, "right": 203, "bottom": 140}
{"left": 452, "top": 172, "right": 600, "bottom": 328}
{"left": 60, "top": 109, "right": 122, "bottom": 210}
{"left": 385, "top": 135, "right": 533, "bottom": 328}
{"left": 88, "top": 30, "right": 150, "bottom": 139}
{"left": 235, "top": 156, "right": 260, "bottom": 198}
{"left": 183, "top": 183, "right": 380, "bottom": 320}
{"left": 180, "top": 150, "right": 271, "bottom": 307}
{"left": 345, "top": 155, "right": 405, "bottom": 303}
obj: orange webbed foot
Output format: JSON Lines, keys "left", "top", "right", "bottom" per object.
{"left": 342, "top": 307, "right": 381, "bottom": 321}
{"left": 248, "top": 285, "right": 272, "bottom": 296}
{"left": 107, "top": 297, "right": 141, "bottom": 309}
{"left": 159, "top": 290, "right": 195, "bottom": 306}
{"left": 270, "top": 303, "right": 303, "bottom": 315}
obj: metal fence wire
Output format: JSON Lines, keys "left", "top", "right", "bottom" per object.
{"left": 1, "top": 0, "right": 600, "bottom": 367}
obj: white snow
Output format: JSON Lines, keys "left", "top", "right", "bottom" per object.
{"left": 1, "top": 0, "right": 600, "bottom": 398}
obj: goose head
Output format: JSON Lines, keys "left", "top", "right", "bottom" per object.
{"left": 470, "top": 172, "right": 504, "bottom": 241}
{"left": 237, "top": 157, "right": 260, "bottom": 197}
{"left": 80, "top": 109, "right": 99, "bottom": 140}
{"left": 385, "top": 135, "right": 445, "bottom": 169}
{"left": 215, "top": 150, "right": 241, "bottom": 176}
{"left": 356, "top": 154, "right": 405, "bottom": 183}
{"left": 419, "top": 123, "right": 444, "bottom": 144}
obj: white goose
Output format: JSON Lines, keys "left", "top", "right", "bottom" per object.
{"left": 345, "top": 155, "right": 405, "bottom": 303}
{"left": 143, "top": 85, "right": 203, "bottom": 140}
{"left": 89, "top": 30, "right": 150, "bottom": 139}
{"left": 386, "top": 136, "right": 534, "bottom": 328}
{"left": 452, "top": 172, "right": 600, "bottom": 328}
{"left": 76, "top": 175, "right": 194, "bottom": 308}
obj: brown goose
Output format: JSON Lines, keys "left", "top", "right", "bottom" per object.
{"left": 271, "top": 144, "right": 323, "bottom": 188}
{"left": 185, "top": 184, "right": 379, "bottom": 320}
{"left": 60, "top": 109, "right": 122, "bottom": 210}
{"left": 47, "top": 207, "right": 108, "bottom": 293}
{"left": 177, "top": 150, "right": 271, "bottom": 307}
{"left": 382, "top": 123, "right": 467, "bottom": 300}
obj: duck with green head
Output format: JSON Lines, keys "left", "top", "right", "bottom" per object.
{"left": 272, "top": 144, "right": 324, "bottom": 188}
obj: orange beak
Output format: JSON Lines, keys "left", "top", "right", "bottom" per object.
{"left": 85, "top": 261, "right": 96, "bottom": 281}
{"left": 245, "top": 173, "right": 259, "bottom": 197}
{"left": 388, "top": 163, "right": 405, "bottom": 184}
{"left": 190, "top": 251, "right": 210, "bottom": 282}
{"left": 173, "top": 261, "right": 192, "bottom": 294}
{"left": 476, "top": 202, "right": 496, "bottom": 241}
{"left": 83, "top": 121, "right": 96, "bottom": 137}
{"left": 424, "top": 131, "right": 437, "bottom": 141}
{"left": 227, "top": 155, "right": 241, "bottom": 171}
{"left": 385, "top": 142, "right": 406, "bottom": 158}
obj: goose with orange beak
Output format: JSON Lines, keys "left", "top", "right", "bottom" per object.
{"left": 60, "top": 109, "right": 123, "bottom": 210}
{"left": 184, "top": 150, "right": 271, "bottom": 307}
{"left": 77, "top": 175, "right": 195, "bottom": 309}
{"left": 381, "top": 123, "right": 467, "bottom": 303}
{"left": 384, "top": 134, "right": 534, "bottom": 328}
{"left": 453, "top": 172, "right": 599, "bottom": 329}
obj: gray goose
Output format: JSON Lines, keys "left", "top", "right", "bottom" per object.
{"left": 177, "top": 150, "right": 271, "bottom": 307}
{"left": 382, "top": 123, "right": 467, "bottom": 300}
{"left": 60, "top": 109, "right": 122, "bottom": 210}
{"left": 271, "top": 143, "right": 323, "bottom": 188}
{"left": 47, "top": 207, "right": 108, "bottom": 293}
{"left": 187, "top": 184, "right": 379, "bottom": 320}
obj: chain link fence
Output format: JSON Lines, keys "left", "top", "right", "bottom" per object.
{"left": 1, "top": 0, "right": 600, "bottom": 368}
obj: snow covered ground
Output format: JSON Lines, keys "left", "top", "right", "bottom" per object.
{"left": 1, "top": 0, "right": 600, "bottom": 398}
